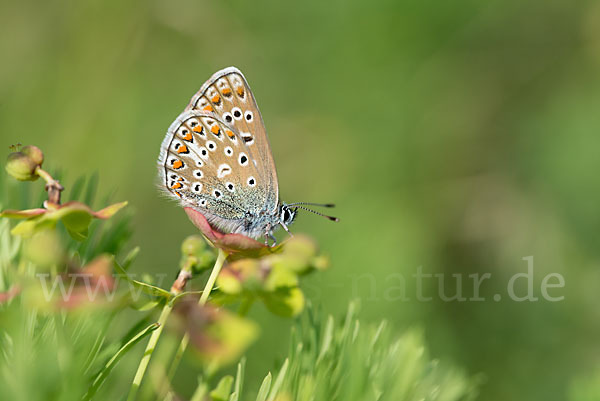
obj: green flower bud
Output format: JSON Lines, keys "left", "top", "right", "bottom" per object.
{"left": 5, "top": 151, "right": 39, "bottom": 181}
{"left": 21, "top": 145, "right": 44, "bottom": 166}
{"left": 23, "top": 229, "right": 63, "bottom": 270}
{"left": 181, "top": 235, "right": 207, "bottom": 255}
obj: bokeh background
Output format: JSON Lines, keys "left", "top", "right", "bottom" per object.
{"left": 2, "top": 0, "right": 600, "bottom": 400}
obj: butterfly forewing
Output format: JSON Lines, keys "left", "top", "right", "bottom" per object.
{"left": 185, "top": 67, "right": 279, "bottom": 213}
{"left": 158, "top": 110, "right": 268, "bottom": 221}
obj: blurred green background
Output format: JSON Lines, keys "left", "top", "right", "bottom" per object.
{"left": 2, "top": 0, "right": 600, "bottom": 400}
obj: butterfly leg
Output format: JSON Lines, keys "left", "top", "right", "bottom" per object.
{"left": 264, "top": 223, "right": 271, "bottom": 246}
{"left": 264, "top": 224, "right": 277, "bottom": 247}
{"left": 268, "top": 232, "right": 277, "bottom": 247}
{"left": 280, "top": 221, "right": 293, "bottom": 238}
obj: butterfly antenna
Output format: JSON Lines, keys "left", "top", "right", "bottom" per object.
{"left": 295, "top": 206, "right": 339, "bottom": 222}
{"left": 286, "top": 202, "right": 336, "bottom": 208}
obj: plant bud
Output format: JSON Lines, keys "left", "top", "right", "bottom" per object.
{"left": 5, "top": 152, "right": 39, "bottom": 181}
{"left": 181, "top": 235, "right": 206, "bottom": 255}
{"left": 21, "top": 145, "right": 44, "bottom": 166}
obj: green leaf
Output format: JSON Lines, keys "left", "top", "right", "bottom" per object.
{"left": 190, "top": 378, "right": 209, "bottom": 401}
{"left": 67, "top": 226, "right": 89, "bottom": 241}
{"left": 210, "top": 375, "right": 234, "bottom": 401}
{"left": 262, "top": 287, "right": 305, "bottom": 317}
{"left": 0, "top": 208, "right": 46, "bottom": 218}
{"left": 11, "top": 218, "right": 54, "bottom": 237}
{"left": 216, "top": 270, "right": 243, "bottom": 295}
{"left": 60, "top": 207, "right": 93, "bottom": 236}
{"left": 170, "top": 291, "right": 202, "bottom": 306}
{"left": 113, "top": 260, "right": 172, "bottom": 300}
{"left": 83, "top": 323, "right": 159, "bottom": 401}
{"left": 264, "top": 265, "right": 299, "bottom": 291}
{"left": 268, "top": 358, "right": 289, "bottom": 400}
{"left": 229, "top": 358, "right": 245, "bottom": 401}
{"left": 121, "top": 246, "right": 140, "bottom": 271}
{"left": 69, "top": 175, "right": 86, "bottom": 201}
{"left": 317, "top": 315, "right": 335, "bottom": 364}
{"left": 84, "top": 171, "right": 99, "bottom": 206}
{"left": 255, "top": 373, "right": 272, "bottom": 401}
{"left": 133, "top": 300, "right": 161, "bottom": 311}
{"left": 93, "top": 201, "right": 128, "bottom": 219}
{"left": 4, "top": 201, "right": 127, "bottom": 240}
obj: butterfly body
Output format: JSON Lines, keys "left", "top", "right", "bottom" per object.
{"left": 158, "top": 67, "right": 304, "bottom": 243}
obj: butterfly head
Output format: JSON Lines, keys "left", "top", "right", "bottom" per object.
{"left": 280, "top": 204, "right": 298, "bottom": 228}
{"left": 277, "top": 202, "right": 338, "bottom": 237}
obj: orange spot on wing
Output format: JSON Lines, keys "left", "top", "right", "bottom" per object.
{"left": 203, "top": 105, "right": 214, "bottom": 112}
{"left": 236, "top": 87, "right": 245, "bottom": 97}
{"left": 177, "top": 145, "right": 188, "bottom": 154}
{"left": 211, "top": 125, "right": 221, "bottom": 135}
{"left": 192, "top": 125, "right": 203, "bottom": 134}
{"left": 222, "top": 88, "right": 232, "bottom": 97}
{"left": 172, "top": 160, "right": 183, "bottom": 169}
{"left": 211, "top": 94, "right": 221, "bottom": 104}
{"left": 171, "top": 182, "right": 183, "bottom": 189}
{"left": 226, "top": 130, "right": 235, "bottom": 139}
{"left": 174, "top": 191, "right": 182, "bottom": 198}
{"left": 181, "top": 131, "right": 193, "bottom": 141}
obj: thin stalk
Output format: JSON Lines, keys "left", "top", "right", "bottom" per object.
{"left": 164, "top": 248, "right": 228, "bottom": 393}
{"left": 126, "top": 249, "right": 200, "bottom": 401}
{"left": 84, "top": 323, "right": 159, "bottom": 401}
{"left": 34, "top": 166, "right": 54, "bottom": 183}
{"left": 126, "top": 301, "right": 173, "bottom": 401}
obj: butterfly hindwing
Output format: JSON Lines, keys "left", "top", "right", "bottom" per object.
{"left": 185, "top": 67, "right": 279, "bottom": 213}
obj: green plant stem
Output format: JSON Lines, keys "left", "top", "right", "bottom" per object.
{"left": 34, "top": 166, "right": 54, "bottom": 183}
{"left": 84, "top": 323, "right": 159, "bottom": 401}
{"left": 126, "top": 302, "right": 173, "bottom": 401}
{"left": 126, "top": 249, "right": 201, "bottom": 401}
{"left": 164, "top": 248, "right": 228, "bottom": 393}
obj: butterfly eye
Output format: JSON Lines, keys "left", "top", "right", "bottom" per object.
{"left": 247, "top": 176, "right": 256, "bottom": 187}
{"left": 238, "top": 153, "right": 248, "bottom": 166}
{"left": 283, "top": 208, "right": 291, "bottom": 222}
{"left": 244, "top": 111, "right": 253, "bottom": 122}
{"left": 232, "top": 107, "right": 243, "bottom": 120}
{"left": 223, "top": 112, "right": 233, "bottom": 123}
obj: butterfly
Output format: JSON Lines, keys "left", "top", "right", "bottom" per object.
{"left": 158, "top": 67, "right": 337, "bottom": 245}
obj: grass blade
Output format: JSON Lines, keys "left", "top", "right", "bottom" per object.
{"left": 83, "top": 322, "right": 159, "bottom": 401}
